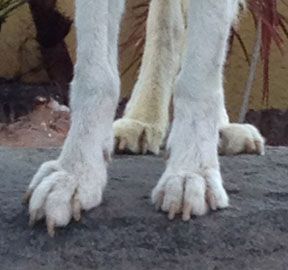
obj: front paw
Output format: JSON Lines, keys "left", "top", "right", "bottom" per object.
{"left": 23, "top": 158, "right": 106, "bottom": 237}
{"left": 219, "top": 123, "right": 265, "bottom": 156}
{"left": 152, "top": 168, "right": 229, "bottom": 221}
{"left": 113, "top": 118, "right": 166, "bottom": 155}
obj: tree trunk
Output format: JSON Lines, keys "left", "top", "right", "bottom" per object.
{"left": 28, "top": 0, "right": 73, "bottom": 105}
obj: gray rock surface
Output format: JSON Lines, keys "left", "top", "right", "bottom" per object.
{"left": 0, "top": 147, "right": 288, "bottom": 270}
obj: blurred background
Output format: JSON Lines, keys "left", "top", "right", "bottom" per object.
{"left": 0, "top": 0, "right": 287, "bottom": 147}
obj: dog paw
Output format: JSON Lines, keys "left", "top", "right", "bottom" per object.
{"left": 113, "top": 118, "right": 166, "bottom": 155}
{"left": 219, "top": 123, "right": 265, "bottom": 156}
{"left": 152, "top": 168, "right": 229, "bottom": 221}
{"left": 23, "top": 158, "right": 107, "bottom": 237}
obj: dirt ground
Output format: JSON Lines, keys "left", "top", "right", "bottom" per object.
{"left": 0, "top": 81, "right": 287, "bottom": 148}
{"left": 0, "top": 104, "right": 69, "bottom": 147}
{"left": 1, "top": 104, "right": 288, "bottom": 148}
{"left": 0, "top": 81, "right": 130, "bottom": 147}
{"left": 0, "top": 147, "right": 288, "bottom": 270}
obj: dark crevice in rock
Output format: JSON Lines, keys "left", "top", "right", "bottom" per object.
{"left": 246, "top": 109, "right": 288, "bottom": 146}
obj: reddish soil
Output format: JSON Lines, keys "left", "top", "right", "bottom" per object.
{"left": 0, "top": 81, "right": 286, "bottom": 148}
{"left": 0, "top": 103, "right": 70, "bottom": 148}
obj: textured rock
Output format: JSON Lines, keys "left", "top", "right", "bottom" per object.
{"left": 0, "top": 147, "right": 288, "bottom": 270}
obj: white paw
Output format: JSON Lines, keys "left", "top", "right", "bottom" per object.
{"left": 113, "top": 118, "right": 166, "bottom": 155}
{"left": 219, "top": 123, "right": 265, "bottom": 156}
{"left": 23, "top": 156, "right": 107, "bottom": 237}
{"left": 152, "top": 168, "right": 229, "bottom": 221}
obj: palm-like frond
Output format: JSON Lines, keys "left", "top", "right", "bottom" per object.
{"left": 245, "top": 0, "right": 288, "bottom": 103}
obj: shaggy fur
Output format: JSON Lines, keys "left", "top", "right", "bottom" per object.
{"left": 114, "top": 0, "right": 264, "bottom": 156}
{"left": 24, "top": 0, "right": 264, "bottom": 236}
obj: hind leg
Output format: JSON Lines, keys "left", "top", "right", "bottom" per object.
{"left": 218, "top": 106, "right": 265, "bottom": 155}
{"left": 114, "top": 0, "right": 186, "bottom": 154}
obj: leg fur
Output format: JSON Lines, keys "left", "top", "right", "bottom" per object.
{"left": 219, "top": 123, "right": 265, "bottom": 155}
{"left": 218, "top": 89, "right": 265, "bottom": 156}
{"left": 152, "top": 0, "right": 240, "bottom": 220}
{"left": 24, "top": 0, "right": 125, "bottom": 236}
{"left": 115, "top": 0, "right": 264, "bottom": 156}
{"left": 114, "top": 0, "right": 186, "bottom": 154}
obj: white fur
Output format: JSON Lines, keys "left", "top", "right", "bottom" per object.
{"left": 25, "top": 0, "right": 263, "bottom": 234}
{"left": 152, "top": 0, "right": 238, "bottom": 219}
{"left": 114, "top": 0, "right": 186, "bottom": 154}
{"left": 114, "top": 0, "right": 265, "bottom": 156}
{"left": 219, "top": 123, "right": 265, "bottom": 155}
{"left": 25, "top": 0, "right": 125, "bottom": 236}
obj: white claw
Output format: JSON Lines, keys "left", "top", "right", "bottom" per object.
{"left": 25, "top": 157, "right": 107, "bottom": 236}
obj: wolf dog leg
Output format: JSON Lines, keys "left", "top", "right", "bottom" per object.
{"left": 114, "top": 0, "right": 185, "bottom": 154}
{"left": 24, "top": 0, "right": 125, "bottom": 236}
{"left": 152, "top": 0, "right": 241, "bottom": 220}
{"left": 218, "top": 105, "right": 265, "bottom": 155}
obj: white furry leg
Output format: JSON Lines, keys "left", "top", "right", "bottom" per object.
{"left": 24, "top": 0, "right": 125, "bottom": 236}
{"left": 114, "top": 0, "right": 186, "bottom": 155}
{"left": 219, "top": 123, "right": 265, "bottom": 155}
{"left": 152, "top": 0, "right": 238, "bottom": 220}
{"left": 218, "top": 96, "right": 265, "bottom": 155}
{"left": 114, "top": 118, "right": 165, "bottom": 154}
